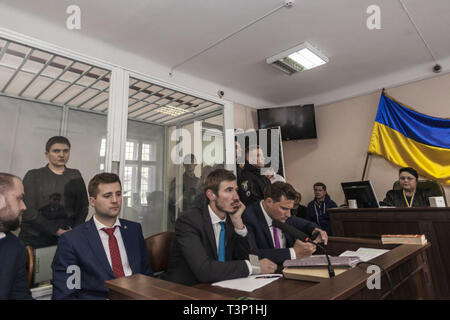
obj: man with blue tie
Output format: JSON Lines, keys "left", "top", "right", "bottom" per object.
{"left": 242, "top": 182, "right": 328, "bottom": 265}
{"left": 0, "top": 173, "right": 32, "bottom": 300}
{"left": 51, "top": 173, "right": 152, "bottom": 299}
{"left": 164, "top": 169, "right": 277, "bottom": 286}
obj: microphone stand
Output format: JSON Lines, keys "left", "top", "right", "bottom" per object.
{"left": 307, "top": 231, "right": 335, "bottom": 278}
{"left": 309, "top": 241, "right": 335, "bottom": 278}
{"left": 273, "top": 220, "right": 335, "bottom": 278}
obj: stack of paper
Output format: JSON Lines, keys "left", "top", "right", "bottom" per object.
{"left": 283, "top": 255, "right": 361, "bottom": 268}
{"left": 211, "top": 274, "right": 282, "bottom": 292}
{"left": 339, "top": 247, "right": 389, "bottom": 262}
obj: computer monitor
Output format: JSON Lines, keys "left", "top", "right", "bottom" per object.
{"left": 341, "top": 180, "right": 380, "bottom": 208}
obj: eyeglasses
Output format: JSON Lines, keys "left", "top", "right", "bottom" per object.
{"left": 399, "top": 177, "right": 415, "bottom": 181}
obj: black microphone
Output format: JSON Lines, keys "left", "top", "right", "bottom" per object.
{"left": 272, "top": 219, "right": 335, "bottom": 278}
{"left": 272, "top": 219, "right": 311, "bottom": 243}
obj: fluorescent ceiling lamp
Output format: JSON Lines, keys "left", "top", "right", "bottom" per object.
{"left": 155, "top": 105, "right": 189, "bottom": 116}
{"left": 266, "top": 41, "right": 328, "bottom": 75}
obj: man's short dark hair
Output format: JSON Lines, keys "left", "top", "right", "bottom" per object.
{"left": 313, "top": 182, "right": 327, "bottom": 191}
{"left": 204, "top": 169, "right": 236, "bottom": 203}
{"left": 264, "top": 182, "right": 299, "bottom": 203}
{"left": 0, "top": 173, "right": 19, "bottom": 195}
{"left": 46, "top": 136, "right": 71, "bottom": 152}
{"left": 88, "top": 173, "right": 122, "bottom": 198}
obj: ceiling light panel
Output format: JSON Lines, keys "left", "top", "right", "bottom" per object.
{"left": 266, "top": 41, "right": 328, "bottom": 75}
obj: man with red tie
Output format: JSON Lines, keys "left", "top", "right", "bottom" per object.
{"left": 51, "top": 173, "right": 152, "bottom": 299}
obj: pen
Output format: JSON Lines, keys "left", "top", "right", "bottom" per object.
{"left": 255, "top": 275, "right": 281, "bottom": 279}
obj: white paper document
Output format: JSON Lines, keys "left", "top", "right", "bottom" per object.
{"left": 339, "top": 247, "right": 389, "bottom": 262}
{"left": 211, "top": 274, "right": 282, "bottom": 292}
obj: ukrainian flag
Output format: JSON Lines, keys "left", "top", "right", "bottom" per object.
{"left": 368, "top": 93, "right": 450, "bottom": 185}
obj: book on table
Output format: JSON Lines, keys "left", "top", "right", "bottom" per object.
{"left": 381, "top": 234, "right": 427, "bottom": 245}
{"left": 282, "top": 255, "right": 360, "bottom": 282}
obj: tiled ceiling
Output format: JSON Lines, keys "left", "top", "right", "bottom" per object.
{"left": 0, "top": 38, "right": 111, "bottom": 112}
{"left": 128, "top": 77, "right": 222, "bottom": 125}
{"left": 0, "top": 37, "right": 222, "bottom": 125}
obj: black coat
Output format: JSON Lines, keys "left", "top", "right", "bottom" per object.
{"left": 0, "top": 232, "right": 32, "bottom": 300}
{"left": 382, "top": 188, "right": 436, "bottom": 207}
{"left": 163, "top": 205, "right": 255, "bottom": 286}
{"left": 19, "top": 165, "right": 88, "bottom": 248}
{"left": 237, "top": 163, "right": 271, "bottom": 207}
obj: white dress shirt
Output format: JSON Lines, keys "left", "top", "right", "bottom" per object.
{"left": 207, "top": 205, "right": 254, "bottom": 275}
{"left": 0, "top": 232, "right": 5, "bottom": 240}
{"left": 93, "top": 216, "right": 132, "bottom": 276}
{"left": 259, "top": 201, "right": 296, "bottom": 260}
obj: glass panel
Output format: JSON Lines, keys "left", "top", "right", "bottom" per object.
{"left": 122, "top": 119, "right": 165, "bottom": 237}
{"left": 166, "top": 111, "right": 225, "bottom": 230}
{"left": 66, "top": 108, "right": 108, "bottom": 194}
{"left": 0, "top": 95, "right": 62, "bottom": 177}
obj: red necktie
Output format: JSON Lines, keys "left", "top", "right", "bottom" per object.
{"left": 101, "top": 226, "right": 125, "bottom": 278}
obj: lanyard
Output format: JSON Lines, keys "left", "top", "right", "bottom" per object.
{"left": 314, "top": 201, "right": 326, "bottom": 225}
{"left": 403, "top": 189, "right": 415, "bottom": 207}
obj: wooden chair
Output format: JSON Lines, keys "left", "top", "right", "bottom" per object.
{"left": 144, "top": 231, "right": 175, "bottom": 276}
{"left": 25, "top": 246, "right": 34, "bottom": 288}
{"left": 393, "top": 179, "right": 447, "bottom": 206}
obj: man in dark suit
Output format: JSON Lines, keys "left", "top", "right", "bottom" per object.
{"left": 0, "top": 173, "right": 32, "bottom": 300}
{"left": 164, "top": 169, "right": 277, "bottom": 286}
{"left": 51, "top": 173, "right": 153, "bottom": 300}
{"left": 243, "top": 182, "right": 328, "bottom": 265}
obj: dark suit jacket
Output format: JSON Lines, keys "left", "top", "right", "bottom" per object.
{"left": 0, "top": 232, "right": 32, "bottom": 300}
{"left": 383, "top": 188, "right": 436, "bottom": 207}
{"left": 51, "top": 218, "right": 153, "bottom": 300}
{"left": 242, "top": 201, "right": 319, "bottom": 265}
{"left": 163, "top": 205, "right": 255, "bottom": 286}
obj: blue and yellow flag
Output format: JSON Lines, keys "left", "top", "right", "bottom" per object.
{"left": 368, "top": 94, "right": 450, "bottom": 185}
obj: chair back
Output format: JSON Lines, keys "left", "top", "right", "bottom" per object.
{"left": 25, "top": 246, "right": 34, "bottom": 288}
{"left": 144, "top": 231, "right": 175, "bottom": 274}
{"left": 393, "top": 179, "right": 447, "bottom": 205}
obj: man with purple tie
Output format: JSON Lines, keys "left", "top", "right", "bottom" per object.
{"left": 242, "top": 182, "right": 328, "bottom": 265}
{"left": 51, "top": 173, "right": 152, "bottom": 299}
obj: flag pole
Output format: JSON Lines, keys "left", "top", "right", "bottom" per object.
{"left": 361, "top": 152, "right": 371, "bottom": 180}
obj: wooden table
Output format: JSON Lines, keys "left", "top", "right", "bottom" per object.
{"left": 329, "top": 207, "right": 450, "bottom": 299}
{"left": 106, "top": 236, "right": 433, "bottom": 300}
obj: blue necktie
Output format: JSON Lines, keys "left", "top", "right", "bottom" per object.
{"left": 218, "top": 222, "right": 226, "bottom": 262}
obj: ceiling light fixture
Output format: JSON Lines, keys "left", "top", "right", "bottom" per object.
{"left": 155, "top": 105, "right": 189, "bottom": 116}
{"left": 266, "top": 41, "right": 328, "bottom": 75}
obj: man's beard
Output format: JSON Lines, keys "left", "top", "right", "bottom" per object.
{"left": 214, "top": 199, "right": 239, "bottom": 215}
{"left": 0, "top": 215, "right": 21, "bottom": 232}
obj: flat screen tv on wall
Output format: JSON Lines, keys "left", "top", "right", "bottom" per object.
{"left": 257, "top": 104, "right": 317, "bottom": 141}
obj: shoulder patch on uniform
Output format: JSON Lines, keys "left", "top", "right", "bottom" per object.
{"left": 241, "top": 180, "right": 249, "bottom": 191}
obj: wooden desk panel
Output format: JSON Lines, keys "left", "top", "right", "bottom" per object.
{"left": 329, "top": 207, "right": 450, "bottom": 299}
{"left": 106, "top": 274, "right": 230, "bottom": 300}
{"left": 106, "top": 237, "right": 433, "bottom": 300}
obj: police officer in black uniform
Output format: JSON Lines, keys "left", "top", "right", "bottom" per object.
{"left": 237, "top": 145, "right": 271, "bottom": 207}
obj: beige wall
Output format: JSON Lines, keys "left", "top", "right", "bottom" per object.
{"left": 234, "top": 103, "right": 258, "bottom": 131}
{"left": 283, "top": 72, "right": 450, "bottom": 206}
